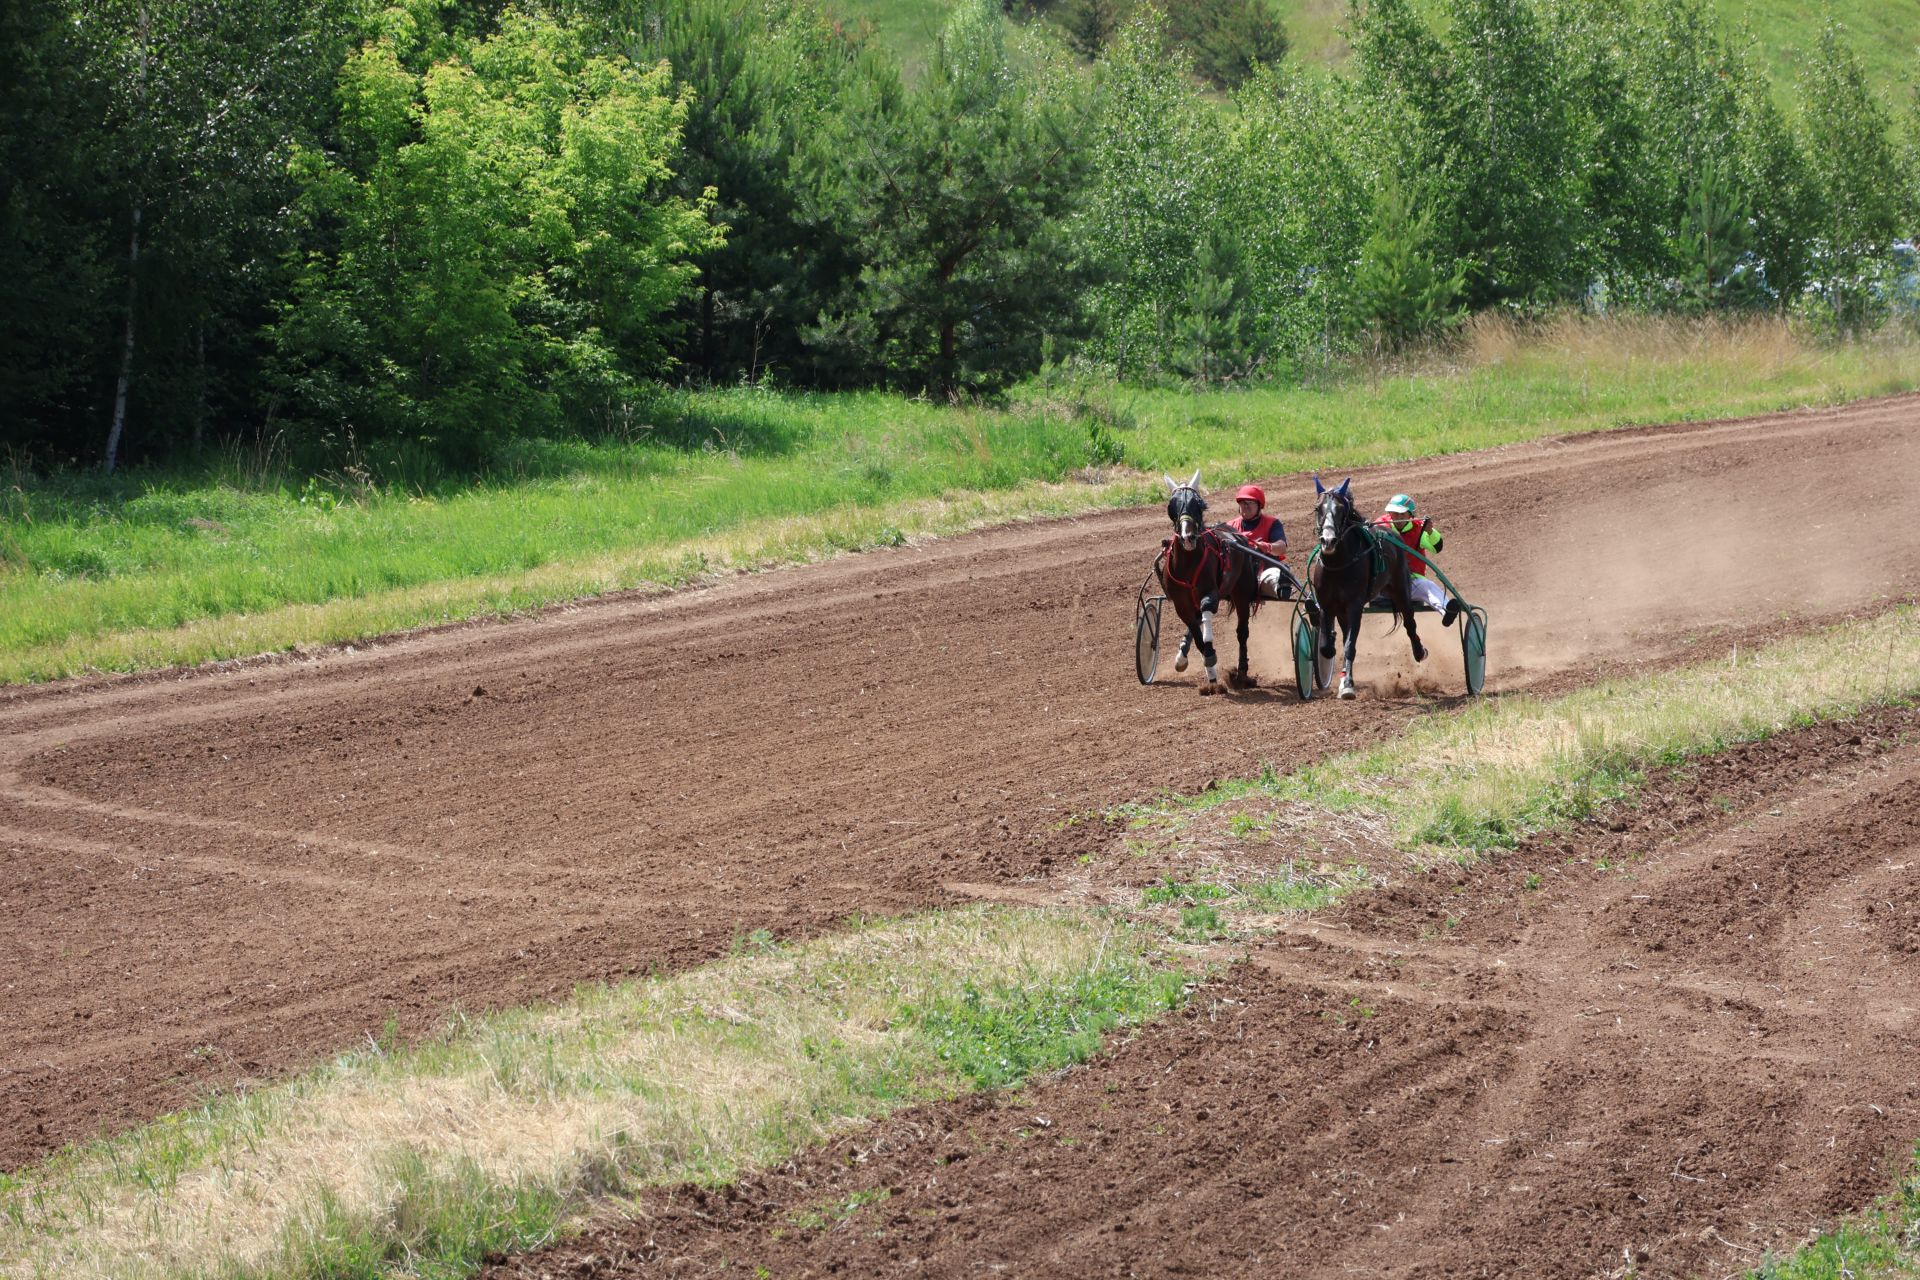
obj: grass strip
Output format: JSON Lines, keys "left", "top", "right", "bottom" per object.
{"left": 1118, "top": 606, "right": 1920, "bottom": 869}
{"left": 5, "top": 315, "right": 1919, "bottom": 682}
{"left": 1745, "top": 1153, "right": 1920, "bottom": 1278}
{"left": 0, "top": 909, "right": 1183, "bottom": 1280}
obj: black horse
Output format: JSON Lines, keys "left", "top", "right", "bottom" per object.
{"left": 1308, "top": 476, "right": 1426, "bottom": 699}
{"left": 1158, "top": 471, "right": 1260, "bottom": 695}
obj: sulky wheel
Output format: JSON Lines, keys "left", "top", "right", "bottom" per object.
{"left": 1136, "top": 594, "right": 1164, "bottom": 685}
{"left": 1292, "top": 605, "right": 1332, "bottom": 701}
{"left": 1461, "top": 606, "right": 1488, "bottom": 696}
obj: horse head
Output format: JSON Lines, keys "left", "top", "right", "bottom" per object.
{"left": 1312, "top": 475, "right": 1354, "bottom": 551}
{"left": 1164, "top": 469, "right": 1206, "bottom": 551}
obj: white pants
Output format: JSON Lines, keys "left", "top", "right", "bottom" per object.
{"left": 1257, "top": 567, "right": 1292, "bottom": 600}
{"left": 1410, "top": 574, "right": 1450, "bottom": 612}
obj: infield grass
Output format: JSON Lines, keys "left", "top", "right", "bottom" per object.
{"left": 1120, "top": 606, "right": 1920, "bottom": 880}
{"left": 6, "top": 315, "right": 1919, "bottom": 685}
{"left": 0, "top": 909, "right": 1182, "bottom": 1280}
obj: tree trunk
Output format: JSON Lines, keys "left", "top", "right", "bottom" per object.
{"left": 193, "top": 318, "right": 206, "bottom": 453}
{"left": 104, "top": 199, "right": 141, "bottom": 474}
{"left": 105, "top": 4, "right": 149, "bottom": 475}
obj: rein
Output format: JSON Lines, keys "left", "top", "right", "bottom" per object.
{"left": 1159, "top": 528, "right": 1224, "bottom": 590}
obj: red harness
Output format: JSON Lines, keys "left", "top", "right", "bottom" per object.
{"left": 1158, "top": 529, "right": 1225, "bottom": 591}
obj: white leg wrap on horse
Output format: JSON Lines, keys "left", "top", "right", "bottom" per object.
{"left": 1206, "top": 663, "right": 1219, "bottom": 682}
{"left": 1200, "top": 612, "right": 1214, "bottom": 647}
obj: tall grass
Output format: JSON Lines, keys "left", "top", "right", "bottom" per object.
{"left": 4, "top": 315, "right": 1917, "bottom": 683}
{"left": 0, "top": 909, "right": 1181, "bottom": 1280}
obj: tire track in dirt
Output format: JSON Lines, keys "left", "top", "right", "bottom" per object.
{"left": 487, "top": 710, "right": 1920, "bottom": 1280}
{"left": 3, "top": 396, "right": 1918, "bottom": 1170}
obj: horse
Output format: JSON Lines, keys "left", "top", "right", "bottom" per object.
{"left": 1308, "top": 475, "right": 1426, "bottom": 700}
{"left": 1157, "top": 470, "right": 1261, "bottom": 696}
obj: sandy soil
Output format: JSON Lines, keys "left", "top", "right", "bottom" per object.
{"left": 2, "top": 395, "right": 1917, "bottom": 1209}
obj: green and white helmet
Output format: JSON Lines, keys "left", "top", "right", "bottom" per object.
{"left": 1385, "top": 493, "right": 1415, "bottom": 515}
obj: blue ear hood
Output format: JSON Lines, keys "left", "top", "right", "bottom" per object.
{"left": 1313, "top": 475, "right": 1325, "bottom": 495}
{"left": 1336, "top": 477, "right": 1351, "bottom": 498}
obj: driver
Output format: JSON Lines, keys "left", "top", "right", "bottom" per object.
{"left": 1372, "top": 493, "right": 1461, "bottom": 626}
{"left": 1233, "top": 483, "right": 1293, "bottom": 600}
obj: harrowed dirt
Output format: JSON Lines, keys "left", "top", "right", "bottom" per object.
{"left": 481, "top": 708, "right": 1920, "bottom": 1280}
{"left": 4, "top": 395, "right": 1920, "bottom": 1277}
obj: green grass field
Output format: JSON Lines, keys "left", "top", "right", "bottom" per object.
{"left": 5, "top": 316, "right": 1918, "bottom": 683}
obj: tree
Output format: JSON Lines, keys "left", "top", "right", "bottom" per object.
{"left": 1798, "top": 20, "right": 1901, "bottom": 329}
{"left": 1351, "top": 181, "right": 1463, "bottom": 345}
{"left": 1676, "top": 171, "right": 1757, "bottom": 310}
{"left": 68, "top": 0, "right": 351, "bottom": 470}
{"left": 1074, "top": 12, "right": 1223, "bottom": 375}
{"left": 0, "top": 0, "right": 115, "bottom": 458}
{"left": 1172, "top": 229, "right": 1262, "bottom": 382}
{"left": 271, "top": 5, "right": 721, "bottom": 459}
{"left": 1057, "top": 0, "right": 1131, "bottom": 57}
{"left": 1168, "top": 0, "right": 1287, "bottom": 90}
{"left": 798, "top": 0, "right": 1093, "bottom": 395}
{"left": 604, "top": 0, "right": 863, "bottom": 383}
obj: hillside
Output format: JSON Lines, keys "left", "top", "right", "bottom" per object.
{"left": 828, "top": 0, "right": 1920, "bottom": 102}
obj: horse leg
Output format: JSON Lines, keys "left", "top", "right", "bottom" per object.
{"left": 1227, "top": 603, "right": 1255, "bottom": 688}
{"left": 1196, "top": 608, "right": 1222, "bottom": 696}
{"left": 1338, "top": 604, "right": 1362, "bottom": 699}
{"left": 1173, "top": 633, "right": 1192, "bottom": 673}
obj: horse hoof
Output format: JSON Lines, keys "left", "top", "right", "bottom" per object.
{"left": 1227, "top": 670, "right": 1254, "bottom": 689}
{"left": 1173, "top": 654, "right": 1189, "bottom": 673}
{"left": 1338, "top": 682, "right": 1357, "bottom": 700}
{"left": 1199, "top": 681, "right": 1219, "bottom": 697}
{"left": 1413, "top": 643, "right": 1428, "bottom": 664}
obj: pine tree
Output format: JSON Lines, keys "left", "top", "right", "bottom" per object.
{"left": 1350, "top": 182, "right": 1464, "bottom": 347}
{"left": 798, "top": 0, "right": 1092, "bottom": 396}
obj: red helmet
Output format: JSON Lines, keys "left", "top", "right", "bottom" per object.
{"left": 1234, "top": 483, "right": 1265, "bottom": 507}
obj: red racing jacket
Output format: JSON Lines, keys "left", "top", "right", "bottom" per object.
{"left": 1371, "top": 515, "right": 1441, "bottom": 577}
{"left": 1234, "top": 513, "right": 1286, "bottom": 560}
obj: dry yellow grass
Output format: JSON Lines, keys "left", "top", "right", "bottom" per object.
{"left": 0, "top": 909, "right": 1173, "bottom": 1280}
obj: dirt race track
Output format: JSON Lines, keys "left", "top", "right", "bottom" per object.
{"left": 4, "top": 396, "right": 1920, "bottom": 1276}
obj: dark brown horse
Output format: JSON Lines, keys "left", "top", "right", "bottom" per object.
{"left": 1158, "top": 471, "right": 1260, "bottom": 695}
{"left": 1308, "top": 476, "right": 1426, "bottom": 699}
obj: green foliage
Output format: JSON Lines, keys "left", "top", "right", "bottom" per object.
{"left": 1056, "top": 0, "right": 1129, "bottom": 56}
{"left": 1797, "top": 19, "right": 1903, "bottom": 332}
{"left": 1677, "top": 170, "right": 1758, "bottom": 311}
{"left": 270, "top": 5, "right": 722, "bottom": 460}
{"left": 798, "top": 0, "right": 1094, "bottom": 395}
{"left": 1351, "top": 182, "right": 1464, "bottom": 346}
{"left": 1172, "top": 229, "right": 1265, "bottom": 383}
{"left": 0, "top": 0, "right": 114, "bottom": 458}
{"left": 608, "top": 0, "right": 865, "bottom": 384}
{"left": 1168, "top": 0, "right": 1288, "bottom": 89}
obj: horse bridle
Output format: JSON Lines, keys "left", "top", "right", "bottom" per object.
{"left": 1168, "top": 484, "right": 1206, "bottom": 552}
{"left": 1315, "top": 491, "right": 1369, "bottom": 570}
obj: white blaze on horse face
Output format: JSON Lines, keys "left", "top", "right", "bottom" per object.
{"left": 1320, "top": 499, "right": 1338, "bottom": 545}
{"left": 1179, "top": 514, "right": 1199, "bottom": 550}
